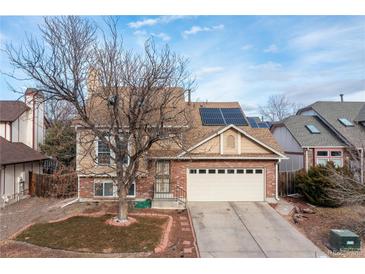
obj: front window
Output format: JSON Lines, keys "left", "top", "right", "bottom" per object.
{"left": 94, "top": 182, "right": 114, "bottom": 197}
{"left": 316, "top": 150, "right": 343, "bottom": 167}
{"left": 94, "top": 181, "right": 135, "bottom": 197}
{"left": 155, "top": 161, "right": 170, "bottom": 193}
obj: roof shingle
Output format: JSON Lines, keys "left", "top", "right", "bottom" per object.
{"left": 0, "top": 101, "right": 29, "bottom": 122}
{"left": 0, "top": 137, "right": 48, "bottom": 165}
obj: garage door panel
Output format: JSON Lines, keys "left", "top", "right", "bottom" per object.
{"left": 187, "top": 169, "right": 264, "bottom": 201}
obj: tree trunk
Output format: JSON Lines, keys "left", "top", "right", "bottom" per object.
{"left": 117, "top": 186, "right": 128, "bottom": 221}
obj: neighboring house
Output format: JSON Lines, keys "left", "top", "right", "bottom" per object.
{"left": 75, "top": 92, "right": 287, "bottom": 207}
{"left": 271, "top": 100, "right": 365, "bottom": 183}
{"left": 0, "top": 89, "right": 48, "bottom": 203}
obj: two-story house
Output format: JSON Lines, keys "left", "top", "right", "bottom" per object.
{"left": 75, "top": 86, "right": 287, "bottom": 208}
{"left": 271, "top": 99, "right": 365, "bottom": 184}
{"left": 0, "top": 88, "right": 48, "bottom": 203}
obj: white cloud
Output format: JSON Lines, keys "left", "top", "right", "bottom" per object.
{"left": 196, "top": 66, "right": 224, "bottom": 78}
{"left": 241, "top": 44, "right": 252, "bottom": 51}
{"left": 128, "top": 16, "right": 186, "bottom": 29}
{"left": 128, "top": 18, "right": 159, "bottom": 28}
{"left": 151, "top": 32, "right": 171, "bottom": 42}
{"left": 290, "top": 25, "right": 364, "bottom": 51}
{"left": 182, "top": 24, "right": 224, "bottom": 38}
{"left": 263, "top": 44, "right": 279, "bottom": 53}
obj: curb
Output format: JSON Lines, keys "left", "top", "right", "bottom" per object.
{"left": 187, "top": 207, "right": 200, "bottom": 258}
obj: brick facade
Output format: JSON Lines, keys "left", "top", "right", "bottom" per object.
{"left": 79, "top": 159, "right": 278, "bottom": 201}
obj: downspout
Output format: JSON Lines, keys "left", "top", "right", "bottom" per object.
{"left": 305, "top": 149, "right": 309, "bottom": 172}
{"left": 360, "top": 148, "right": 364, "bottom": 184}
{"left": 276, "top": 160, "right": 280, "bottom": 200}
{"left": 32, "top": 98, "right": 35, "bottom": 149}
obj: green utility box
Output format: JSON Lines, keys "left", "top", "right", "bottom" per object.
{"left": 134, "top": 199, "right": 152, "bottom": 209}
{"left": 329, "top": 229, "right": 361, "bottom": 252}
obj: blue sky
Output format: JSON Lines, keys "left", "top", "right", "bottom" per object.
{"left": 0, "top": 16, "right": 364, "bottom": 115}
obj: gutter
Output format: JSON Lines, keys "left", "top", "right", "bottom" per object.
{"left": 148, "top": 156, "right": 288, "bottom": 160}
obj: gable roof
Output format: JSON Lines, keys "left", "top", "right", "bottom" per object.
{"left": 297, "top": 101, "right": 365, "bottom": 147}
{"left": 0, "top": 137, "right": 48, "bottom": 165}
{"left": 272, "top": 115, "right": 345, "bottom": 147}
{"left": 178, "top": 124, "right": 286, "bottom": 158}
{"left": 146, "top": 101, "right": 285, "bottom": 159}
{"left": 0, "top": 101, "right": 30, "bottom": 122}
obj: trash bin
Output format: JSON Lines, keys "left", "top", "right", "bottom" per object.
{"left": 134, "top": 199, "right": 152, "bottom": 208}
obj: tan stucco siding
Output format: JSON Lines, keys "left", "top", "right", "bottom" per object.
{"left": 192, "top": 135, "right": 220, "bottom": 154}
{"left": 190, "top": 128, "right": 271, "bottom": 155}
{"left": 241, "top": 133, "right": 271, "bottom": 154}
{"left": 76, "top": 129, "right": 148, "bottom": 176}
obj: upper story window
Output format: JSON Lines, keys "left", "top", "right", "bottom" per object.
{"left": 97, "top": 138, "right": 111, "bottom": 165}
{"left": 96, "top": 134, "right": 129, "bottom": 166}
{"left": 338, "top": 118, "right": 353, "bottom": 127}
{"left": 226, "top": 134, "right": 236, "bottom": 149}
{"left": 305, "top": 124, "right": 320, "bottom": 134}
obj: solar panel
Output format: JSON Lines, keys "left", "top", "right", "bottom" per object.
{"left": 247, "top": 117, "right": 259, "bottom": 128}
{"left": 257, "top": 122, "right": 270, "bottom": 128}
{"left": 220, "top": 108, "right": 247, "bottom": 126}
{"left": 199, "top": 108, "right": 225, "bottom": 125}
{"left": 199, "top": 108, "right": 247, "bottom": 126}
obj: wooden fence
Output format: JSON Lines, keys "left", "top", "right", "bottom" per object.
{"left": 278, "top": 170, "right": 303, "bottom": 197}
{"left": 29, "top": 171, "right": 77, "bottom": 198}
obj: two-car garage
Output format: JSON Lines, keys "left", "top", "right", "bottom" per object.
{"left": 186, "top": 168, "right": 265, "bottom": 201}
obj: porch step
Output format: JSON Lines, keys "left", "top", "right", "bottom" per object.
{"left": 152, "top": 198, "right": 185, "bottom": 209}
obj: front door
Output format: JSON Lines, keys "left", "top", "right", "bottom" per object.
{"left": 155, "top": 160, "right": 170, "bottom": 193}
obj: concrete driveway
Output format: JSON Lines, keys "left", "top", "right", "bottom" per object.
{"left": 189, "top": 202, "right": 326, "bottom": 258}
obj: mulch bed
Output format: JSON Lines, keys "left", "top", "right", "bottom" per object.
{"left": 283, "top": 196, "right": 365, "bottom": 258}
{"left": 0, "top": 202, "right": 198, "bottom": 258}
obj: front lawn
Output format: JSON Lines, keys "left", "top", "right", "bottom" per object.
{"left": 15, "top": 214, "right": 166, "bottom": 253}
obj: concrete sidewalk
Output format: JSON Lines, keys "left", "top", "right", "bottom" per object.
{"left": 189, "top": 202, "right": 326, "bottom": 258}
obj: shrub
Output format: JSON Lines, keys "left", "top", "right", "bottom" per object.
{"left": 295, "top": 162, "right": 365, "bottom": 207}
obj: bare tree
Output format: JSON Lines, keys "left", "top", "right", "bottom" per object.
{"left": 324, "top": 142, "right": 365, "bottom": 205}
{"left": 259, "top": 94, "right": 302, "bottom": 122}
{"left": 5, "top": 16, "right": 194, "bottom": 222}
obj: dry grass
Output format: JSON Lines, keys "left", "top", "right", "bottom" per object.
{"left": 285, "top": 197, "right": 365, "bottom": 258}
{"left": 15, "top": 214, "right": 166, "bottom": 253}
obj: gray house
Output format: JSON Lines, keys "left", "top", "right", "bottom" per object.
{"left": 271, "top": 101, "right": 365, "bottom": 183}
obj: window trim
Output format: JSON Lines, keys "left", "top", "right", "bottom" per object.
{"left": 94, "top": 181, "right": 115, "bottom": 197}
{"left": 96, "top": 137, "right": 111, "bottom": 166}
{"left": 94, "top": 180, "right": 136, "bottom": 198}
{"left": 226, "top": 134, "right": 236, "bottom": 149}
{"left": 315, "top": 149, "right": 343, "bottom": 167}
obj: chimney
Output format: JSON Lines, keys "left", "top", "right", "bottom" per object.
{"left": 340, "top": 93, "right": 344, "bottom": 102}
{"left": 87, "top": 67, "right": 99, "bottom": 98}
{"left": 187, "top": 89, "right": 191, "bottom": 105}
{"left": 25, "top": 88, "right": 44, "bottom": 151}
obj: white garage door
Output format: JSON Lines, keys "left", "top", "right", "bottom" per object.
{"left": 187, "top": 168, "right": 265, "bottom": 201}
